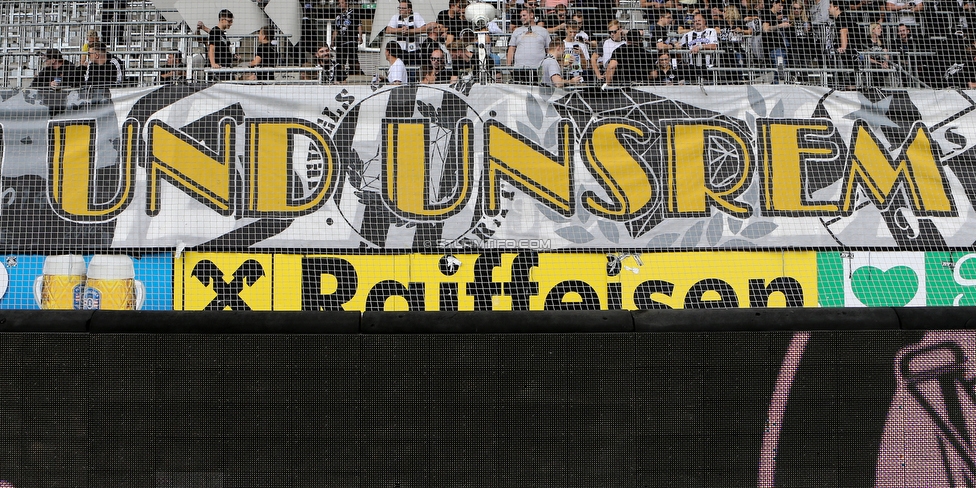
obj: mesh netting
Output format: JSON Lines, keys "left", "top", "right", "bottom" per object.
{"left": 0, "top": 1, "right": 975, "bottom": 310}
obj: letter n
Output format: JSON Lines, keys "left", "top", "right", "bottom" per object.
{"left": 147, "top": 118, "right": 235, "bottom": 216}
{"left": 483, "top": 120, "right": 574, "bottom": 217}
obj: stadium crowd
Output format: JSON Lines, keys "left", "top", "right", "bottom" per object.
{"left": 17, "top": 0, "right": 976, "bottom": 89}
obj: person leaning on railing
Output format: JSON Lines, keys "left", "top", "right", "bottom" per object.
{"left": 677, "top": 13, "right": 718, "bottom": 84}
{"left": 245, "top": 25, "right": 278, "bottom": 81}
{"left": 207, "top": 9, "right": 238, "bottom": 81}
{"left": 646, "top": 11, "right": 679, "bottom": 52}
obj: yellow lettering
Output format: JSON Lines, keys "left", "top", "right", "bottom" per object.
{"left": 48, "top": 120, "right": 135, "bottom": 220}
{"left": 666, "top": 122, "right": 751, "bottom": 216}
{"left": 147, "top": 120, "right": 234, "bottom": 216}
{"left": 760, "top": 120, "right": 839, "bottom": 214}
{"left": 243, "top": 118, "right": 337, "bottom": 216}
{"left": 484, "top": 120, "right": 574, "bottom": 216}
{"left": 582, "top": 122, "right": 653, "bottom": 218}
{"left": 382, "top": 118, "right": 473, "bottom": 219}
{"left": 842, "top": 122, "right": 953, "bottom": 214}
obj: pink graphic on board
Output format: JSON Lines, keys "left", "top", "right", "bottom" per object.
{"left": 878, "top": 332, "right": 976, "bottom": 487}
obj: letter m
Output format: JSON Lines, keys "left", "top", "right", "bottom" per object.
{"left": 842, "top": 121, "right": 954, "bottom": 216}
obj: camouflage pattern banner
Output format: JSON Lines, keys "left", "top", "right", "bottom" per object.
{"left": 2, "top": 83, "right": 976, "bottom": 250}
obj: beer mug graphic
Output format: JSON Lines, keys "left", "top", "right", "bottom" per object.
{"left": 33, "top": 255, "right": 87, "bottom": 309}
{"left": 82, "top": 255, "right": 145, "bottom": 310}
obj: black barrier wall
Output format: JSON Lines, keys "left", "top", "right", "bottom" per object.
{"left": 0, "top": 309, "right": 974, "bottom": 487}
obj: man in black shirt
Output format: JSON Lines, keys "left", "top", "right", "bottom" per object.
{"left": 208, "top": 9, "right": 236, "bottom": 81}
{"left": 100, "top": 0, "right": 128, "bottom": 46}
{"left": 32, "top": 48, "right": 82, "bottom": 116}
{"left": 649, "top": 52, "right": 686, "bottom": 84}
{"left": 894, "top": 23, "right": 923, "bottom": 85}
{"left": 31, "top": 48, "right": 81, "bottom": 89}
{"left": 417, "top": 23, "right": 451, "bottom": 67}
{"left": 763, "top": 0, "right": 792, "bottom": 81}
{"left": 246, "top": 25, "right": 278, "bottom": 81}
{"left": 302, "top": 43, "right": 341, "bottom": 83}
{"left": 83, "top": 41, "right": 125, "bottom": 87}
{"left": 646, "top": 11, "right": 678, "bottom": 51}
{"left": 436, "top": 0, "right": 471, "bottom": 44}
{"left": 543, "top": 4, "right": 570, "bottom": 36}
{"left": 333, "top": 0, "right": 363, "bottom": 78}
{"left": 607, "top": 31, "right": 652, "bottom": 85}
{"left": 826, "top": 0, "right": 857, "bottom": 88}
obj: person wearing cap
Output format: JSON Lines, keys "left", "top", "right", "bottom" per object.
{"left": 83, "top": 41, "right": 126, "bottom": 87}
{"left": 31, "top": 48, "right": 81, "bottom": 89}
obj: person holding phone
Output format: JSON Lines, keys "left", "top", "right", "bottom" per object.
{"left": 562, "top": 21, "right": 590, "bottom": 83}
{"left": 31, "top": 48, "right": 81, "bottom": 89}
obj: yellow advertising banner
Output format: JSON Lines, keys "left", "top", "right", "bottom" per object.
{"left": 177, "top": 251, "right": 817, "bottom": 311}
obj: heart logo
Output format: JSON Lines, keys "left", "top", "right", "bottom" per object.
{"left": 851, "top": 266, "right": 919, "bottom": 307}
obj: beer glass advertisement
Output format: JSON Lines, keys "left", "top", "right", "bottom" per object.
{"left": 0, "top": 253, "right": 171, "bottom": 310}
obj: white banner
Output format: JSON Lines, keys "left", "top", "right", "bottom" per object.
{"left": 1, "top": 83, "right": 975, "bottom": 251}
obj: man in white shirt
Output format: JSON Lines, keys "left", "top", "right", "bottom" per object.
{"left": 591, "top": 20, "right": 627, "bottom": 82}
{"left": 507, "top": 6, "right": 551, "bottom": 82}
{"left": 678, "top": 14, "right": 718, "bottom": 83}
{"left": 385, "top": 43, "right": 408, "bottom": 84}
{"left": 386, "top": 0, "right": 431, "bottom": 54}
{"left": 886, "top": 0, "right": 923, "bottom": 25}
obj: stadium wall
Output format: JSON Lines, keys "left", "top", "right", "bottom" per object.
{"left": 0, "top": 309, "right": 974, "bottom": 486}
